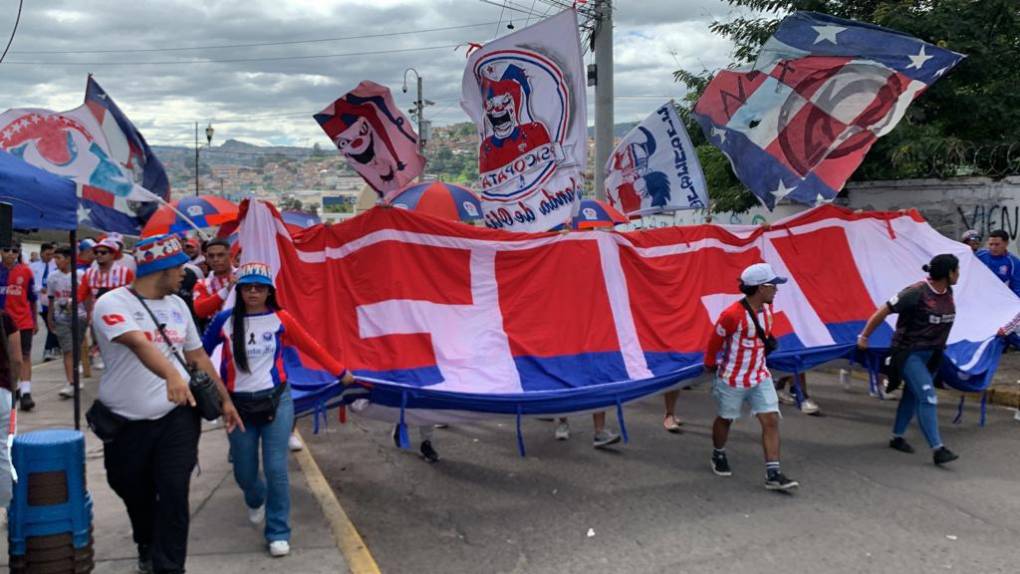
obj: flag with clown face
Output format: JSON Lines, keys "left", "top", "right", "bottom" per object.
{"left": 461, "top": 9, "right": 588, "bottom": 232}
{"left": 315, "top": 81, "right": 425, "bottom": 200}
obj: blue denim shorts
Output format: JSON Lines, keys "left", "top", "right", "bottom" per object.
{"left": 712, "top": 377, "right": 779, "bottom": 420}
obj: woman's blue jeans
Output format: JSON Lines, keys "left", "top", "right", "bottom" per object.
{"left": 893, "top": 350, "right": 943, "bottom": 449}
{"left": 228, "top": 387, "right": 295, "bottom": 542}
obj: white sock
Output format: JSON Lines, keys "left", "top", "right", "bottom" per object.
{"left": 19, "top": 381, "right": 31, "bottom": 394}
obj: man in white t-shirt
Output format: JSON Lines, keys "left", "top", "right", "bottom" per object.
{"left": 92, "top": 234, "right": 243, "bottom": 574}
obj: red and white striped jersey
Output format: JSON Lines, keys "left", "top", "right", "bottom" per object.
{"left": 78, "top": 264, "right": 134, "bottom": 302}
{"left": 193, "top": 270, "right": 234, "bottom": 320}
{"left": 705, "top": 300, "right": 774, "bottom": 388}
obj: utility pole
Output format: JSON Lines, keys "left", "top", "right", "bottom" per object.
{"left": 194, "top": 122, "right": 199, "bottom": 196}
{"left": 593, "top": 0, "right": 613, "bottom": 200}
{"left": 404, "top": 68, "right": 431, "bottom": 161}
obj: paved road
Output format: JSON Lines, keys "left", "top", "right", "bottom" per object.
{"left": 303, "top": 370, "right": 1019, "bottom": 574}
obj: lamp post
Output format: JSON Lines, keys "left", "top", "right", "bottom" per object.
{"left": 195, "top": 122, "right": 214, "bottom": 196}
{"left": 402, "top": 69, "right": 432, "bottom": 157}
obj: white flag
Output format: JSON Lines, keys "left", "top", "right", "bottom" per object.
{"left": 605, "top": 102, "right": 708, "bottom": 217}
{"left": 460, "top": 9, "right": 587, "bottom": 232}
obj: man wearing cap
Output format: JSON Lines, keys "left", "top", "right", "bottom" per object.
{"left": 92, "top": 234, "right": 243, "bottom": 574}
{"left": 77, "top": 238, "right": 97, "bottom": 271}
{"left": 0, "top": 240, "right": 38, "bottom": 412}
{"left": 960, "top": 230, "right": 982, "bottom": 253}
{"left": 704, "top": 263, "right": 799, "bottom": 491}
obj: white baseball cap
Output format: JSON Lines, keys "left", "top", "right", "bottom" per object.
{"left": 740, "top": 263, "right": 787, "bottom": 287}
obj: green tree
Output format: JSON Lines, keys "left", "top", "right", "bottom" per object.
{"left": 677, "top": 0, "right": 1020, "bottom": 209}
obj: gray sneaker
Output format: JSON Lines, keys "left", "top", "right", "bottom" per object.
{"left": 554, "top": 422, "right": 570, "bottom": 440}
{"left": 593, "top": 430, "right": 621, "bottom": 449}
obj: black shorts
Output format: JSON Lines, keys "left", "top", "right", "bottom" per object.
{"left": 19, "top": 328, "right": 32, "bottom": 358}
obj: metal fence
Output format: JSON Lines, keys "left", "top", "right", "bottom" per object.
{"left": 890, "top": 141, "right": 1020, "bottom": 179}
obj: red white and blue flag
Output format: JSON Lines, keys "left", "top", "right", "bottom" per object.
{"left": 693, "top": 12, "right": 965, "bottom": 209}
{"left": 0, "top": 83, "right": 165, "bottom": 235}
{"left": 460, "top": 10, "right": 587, "bottom": 232}
{"left": 238, "top": 199, "right": 1017, "bottom": 427}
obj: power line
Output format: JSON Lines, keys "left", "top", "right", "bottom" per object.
{"left": 0, "top": 0, "right": 24, "bottom": 64}
{"left": 2, "top": 44, "right": 462, "bottom": 67}
{"left": 12, "top": 22, "right": 498, "bottom": 55}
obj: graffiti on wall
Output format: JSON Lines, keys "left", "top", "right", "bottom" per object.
{"left": 958, "top": 203, "right": 1020, "bottom": 253}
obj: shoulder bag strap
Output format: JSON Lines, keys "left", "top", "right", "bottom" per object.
{"left": 740, "top": 298, "right": 769, "bottom": 345}
{"left": 128, "top": 288, "right": 190, "bottom": 372}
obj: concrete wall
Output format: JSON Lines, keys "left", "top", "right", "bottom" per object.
{"left": 846, "top": 176, "right": 1020, "bottom": 256}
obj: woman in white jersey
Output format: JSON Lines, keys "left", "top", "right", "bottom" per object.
{"left": 202, "top": 262, "right": 352, "bottom": 557}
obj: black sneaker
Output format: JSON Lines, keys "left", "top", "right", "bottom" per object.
{"left": 710, "top": 452, "right": 732, "bottom": 476}
{"left": 19, "top": 392, "right": 34, "bottom": 412}
{"left": 765, "top": 472, "right": 799, "bottom": 491}
{"left": 137, "top": 543, "right": 153, "bottom": 573}
{"left": 889, "top": 437, "right": 914, "bottom": 454}
{"left": 420, "top": 440, "right": 440, "bottom": 463}
{"left": 933, "top": 447, "right": 959, "bottom": 466}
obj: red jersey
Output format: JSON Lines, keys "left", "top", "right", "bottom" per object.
{"left": 78, "top": 265, "right": 134, "bottom": 302}
{"left": 192, "top": 271, "right": 234, "bottom": 320}
{"left": 705, "top": 300, "right": 774, "bottom": 388}
{"left": 0, "top": 263, "right": 36, "bottom": 330}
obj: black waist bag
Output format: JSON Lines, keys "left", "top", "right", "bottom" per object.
{"left": 85, "top": 399, "right": 129, "bottom": 443}
{"left": 231, "top": 384, "right": 285, "bottom": 427}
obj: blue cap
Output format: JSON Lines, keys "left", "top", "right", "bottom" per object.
{"left": 134, "top": 235, "right": 189, "bottom": 277}
{"left": 236, "top": 262, "right": 274, "bottom": 286}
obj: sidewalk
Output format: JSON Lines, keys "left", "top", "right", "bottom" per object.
{"left": 1, "top": 359, "right": 350, "bottom": 574}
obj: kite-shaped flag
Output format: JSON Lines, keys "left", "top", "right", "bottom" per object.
{"left": 605, "top": 101, "right": 708, "bottom": 217}
{"left": 693, "top": 11, "right": 965, "bottom": 209}
{"left": 315, "top": 81, "right": 425, "bottom": 201}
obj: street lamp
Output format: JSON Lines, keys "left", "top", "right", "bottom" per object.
{"left": 195, "top": 122, "right": 214, "bottom": 196}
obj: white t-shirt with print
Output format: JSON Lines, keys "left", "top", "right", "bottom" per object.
{"left": 47, "top": 268, "right": 86, "bottom": 323}
{"left": 93, "top": 286, "right": 202, "bottom": 420}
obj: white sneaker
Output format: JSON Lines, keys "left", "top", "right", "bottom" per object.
{"left": 288, "top": 434, "right": 304, "bottom": 452}
{"left": 554, "top": 422, "right": 570, "bottom": 440}
{"left": 777, "top": 389, "right": 796, "bottom": 406}
{"left": 268, "top": 540, "right": 290, "bottom": 557}
{"left": 593, "top": 430, "right": 622, "bottom": 449}
{"left": 247, "top": 504, "right": 265, "bottom": 525}
{"left": 58, "top": 384, "right": 75, "bottom": 399}
{"left": 92, "top": 356, "right": 105, "bottom": 370}
{"left": 800, "top": 398, "right": 820, "bottom": 415}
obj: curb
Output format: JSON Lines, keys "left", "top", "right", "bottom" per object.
{"left": 816, "top": 365, "right": 1020, "bottom": 410}
{"left": 293, "top": 430, "right": 381, "bottom": 574}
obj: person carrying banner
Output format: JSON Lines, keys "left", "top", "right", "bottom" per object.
{"left": 192, "top": 239, "right": 236, "bottom": 329}
{"left": 857, "top": 254, "right": 960, "bottom": 466}
{"left": 92, "top": 234, "right": 243, "bottom": 574}
{"left": 1, "top": 240, "right": 38, "bottom": 412}
{"left": 705, "top": 263, "right": 798, "bottom": 491}
{"left": 975, "top": 230, "right": 1020, "bottom": 298}
{"left": 202, "top": 262, "right": 352, "bottom": 557}
{"left": 48, "top": 246, "right": 87, "bottom": 399}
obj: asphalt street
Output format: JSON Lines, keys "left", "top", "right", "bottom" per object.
{"left": 303, "top": 369, "right": 1019, "bottom": 574}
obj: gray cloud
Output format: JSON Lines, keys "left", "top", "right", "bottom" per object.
{"left": 0, "top": 0, "right": 737, "bottom": 147}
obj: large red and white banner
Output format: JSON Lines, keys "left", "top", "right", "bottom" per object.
{"left": 460, "top": 10, "right": 587, "bottom": 232}
{"left": 239, "top": 201, "right": 1017, "bottom": 417}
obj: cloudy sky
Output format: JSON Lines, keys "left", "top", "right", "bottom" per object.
{"left": 0, "top": 0, "right": 746, "bottom": 147}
